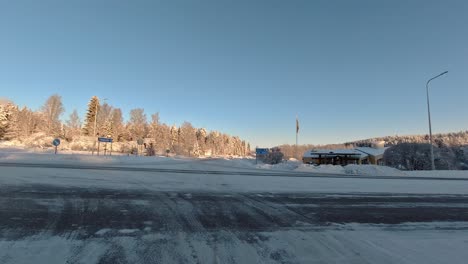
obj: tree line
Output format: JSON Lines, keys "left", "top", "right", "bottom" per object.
{"left": 278, "top": 131, "right": 468, "bottom": 160}
{"left": 0, "top": 95, "right": 251, "bottom": 156}
{"left": 348, "top": 132, "right": 468, "bottom": 148}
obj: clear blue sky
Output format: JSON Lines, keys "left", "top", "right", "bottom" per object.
{"left": 1, "top": 0, "right": 467, "bottom": 147}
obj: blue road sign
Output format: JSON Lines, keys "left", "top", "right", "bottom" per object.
{"left": 52, "top": 138, "right": 61, "bottom": 146}
{"left": 256, "top": 148, "right": 269, "bottom": 155}
{"left": 98, "top": 137, "right": 113, "bottom": 143}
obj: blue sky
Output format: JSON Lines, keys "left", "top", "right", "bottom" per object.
{"left": 0, "top": 0, "right": 467, "bottom": 147}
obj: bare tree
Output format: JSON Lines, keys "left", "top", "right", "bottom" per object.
{"left": 41, "top": 94, "right": 64, "bottom": 136}
{"left": 66, "top": 109, "right": 82, "bottom": 139}
{"left": 17, "top": 107, "right": 40, "bottom": 138}
{"left": 128, "top": 108, "right": 147, "bottom": 140}
{"left": 110, "top": 108, "right": 124, "bottom": 141}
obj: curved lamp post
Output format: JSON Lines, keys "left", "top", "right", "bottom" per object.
{"left": 426, "top": 71, "right": 448, "bottom": 170}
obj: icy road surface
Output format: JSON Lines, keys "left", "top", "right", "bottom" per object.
{"left": 1, "top": 157, "right": 468, "bottom": 263}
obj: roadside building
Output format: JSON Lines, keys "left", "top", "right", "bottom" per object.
{"left": 355, "top": 147, "right": 388, "bottom": 165}
{"left": 302, "top": 149, "right": 367, "bottom": 165}
{"left": 303, "top": 141, "right": 388, "bottom": 166}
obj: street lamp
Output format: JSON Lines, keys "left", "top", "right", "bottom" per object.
{"left": 426, "top": 71, "right": 448, "bottom": 170}
{"left": 93, "top": 98, "right": 107, "bottom": 137}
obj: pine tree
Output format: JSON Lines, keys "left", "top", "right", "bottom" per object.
{"left": 83, "top": 96, "right": 100, "bottom": 136}
{"left": 0, "top": 102, "right": 13, "bottom": 139}
{"left": 1, "top": 103, "right": 19, "bottom": 140}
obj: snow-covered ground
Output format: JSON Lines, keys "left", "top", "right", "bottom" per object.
{"left": 2, "top": 146, "right": 468, "bottom": 263}
{"left": 1, "top": 147, "right": 468, "bottom": 195}
{"left": 1, "top": 145, "right": 467, "bottom": 178}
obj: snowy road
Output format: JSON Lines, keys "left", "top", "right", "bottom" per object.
{"left": 1, "top": 161, "right": 468, "bottom": 263}
{"left": 1, "top": 184, "right": 468, "bottom": 263}
{"left": 2, "top": 161, "right": 468, "bottom": 181}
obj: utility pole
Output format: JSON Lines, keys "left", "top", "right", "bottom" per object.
{"left": 93, "top": 98, "right": 107, "bottom": 137}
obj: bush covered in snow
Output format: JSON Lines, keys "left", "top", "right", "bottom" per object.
{"left": 21, "top": 132, "right": 55, "bottom": 149}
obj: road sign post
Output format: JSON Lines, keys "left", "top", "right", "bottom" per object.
{"left": 98, "top": 137, "right": 113, "bottom": 156}
{"left": 52, "top": 138, "right": 61, "bottom": 154}
{"left": 255, "top": 148, "right": 269, "bottom": 164}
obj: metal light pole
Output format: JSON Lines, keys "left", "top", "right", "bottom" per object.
{"left": 426, "top": 71, "right": 448, "bottom": 170}
{"left": 93, "top": 98, "right": 107, "bottom": 137}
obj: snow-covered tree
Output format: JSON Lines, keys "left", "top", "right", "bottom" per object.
{"left": 178, "top": 121, "right": 197, "bottom": 156}
{"left": 128, "top": 108, "right": 147, "bottom": 140}
{"left": 17, "top": 107, "right": 40, "bottom": 138}
{"left": 41, "top": 94, "right": 64, "bottom": 136}
{"left": 102, "top": 118, "right": 113, "bottom": 138}
{"left": 83, "top": 96, "right": 100, "bottom": 136}
{"left": 0, "top": 103, "right": 19, "bottom": 140}
{"left": 148, "top": 113, "right": 160, "bottom": 139}
{"left": 65, "top": 109, "right": 81, "bottom": 139}
{"left": 66, "top": 109, "right": 81, "bottom": 130}
{"left": 0, "top": 101, "right": 15, "bottom": 139}
{"left": 97, "top": 103, "right": 113, "bottom": 137}
{"left": 170, "top": 125, "right": 179, "bottom": 152}
{"left": 110, "top": 108, "right": 124, "bottom": 141}
{"left": 157, "top": 123, "right": 172, "bottom": 152}
{"left": 196, "top": 128, "right": 208, "bottom": 155}
{"left": 0, "top": 95, "right": 252, "bottom": 157}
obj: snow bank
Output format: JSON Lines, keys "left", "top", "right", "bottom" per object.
{"left": 256, "top": 160, "right": 300, "bottom": 171}
{"left": 295, "top": 164, "right": 346, "bottom": 174}
{"left": 344, "top": 164, "right": 408, "bottom": 176}
{"left": 294, "top": 164, "right": 408, "bottom": 177}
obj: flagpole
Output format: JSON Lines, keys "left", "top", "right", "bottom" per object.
{"left": 295, "top": 131, "right": 298, "bottom": 159}
{"left": 295, "top": 115, "right": 298, "bottom": 159}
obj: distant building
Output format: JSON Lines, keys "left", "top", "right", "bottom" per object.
{"left": 302, "top": 149, "right": 366, "bottom": 165}
{"left": 355, "top": 147, "right": 387, "bottom": 165}
{"left": 302, "top": 141, "right": 388, "bottom": 166}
